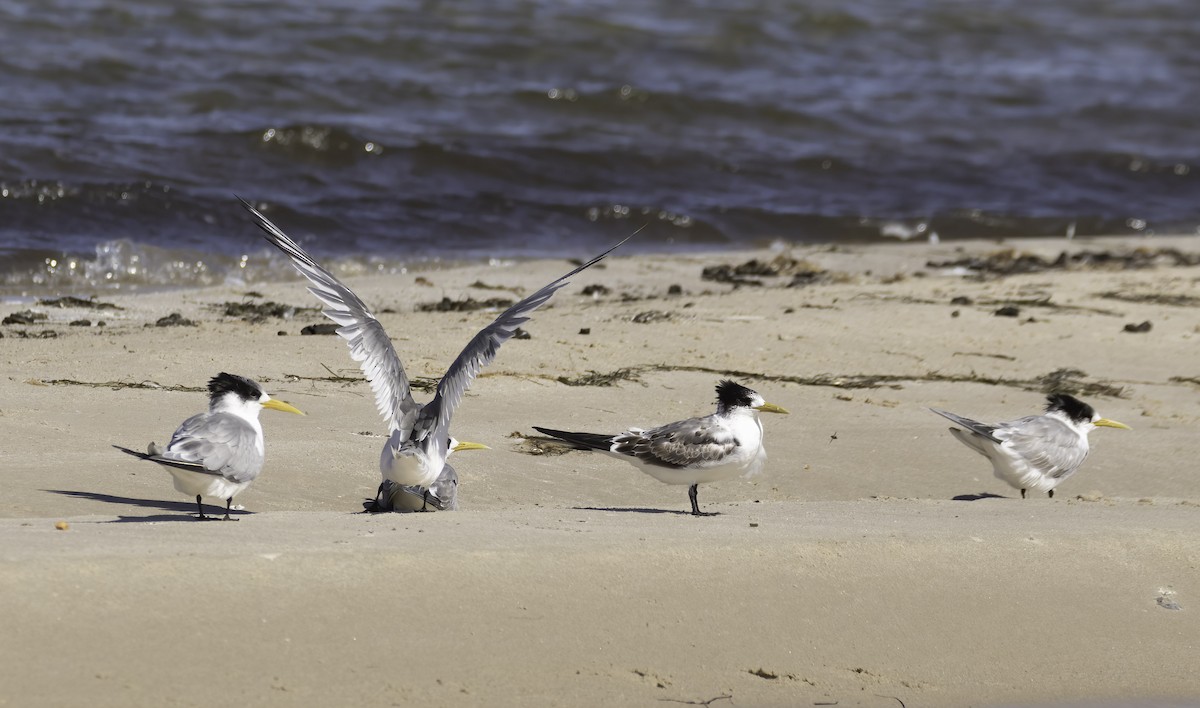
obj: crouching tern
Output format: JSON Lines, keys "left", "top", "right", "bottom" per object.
{"left": 534, "top": 380, "right": 789, "bottom": 516}
{"left": 930, "top": 392, "right": 1130, "bottom": 498}
{"left": 371, "top": 464, "right": 460, "bottom": 512}
{"left": 115, "top": 372, "right": 304, "bottom": 519}
{"left": 239, "top": 197, "right": 625, "bottom": 510}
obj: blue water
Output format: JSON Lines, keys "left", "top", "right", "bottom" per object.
{"left": 1, "top": 0, "right": 1198, "bottom": 291}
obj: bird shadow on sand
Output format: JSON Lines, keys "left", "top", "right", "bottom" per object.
{"left": 42, "top": 489, "right": 251, "bottom": 522}
{"left": 952, "top": 492, "right": 1010, "bottom": 501}
{"left": 573, "top": 505, "right": 706, "bottom": 516}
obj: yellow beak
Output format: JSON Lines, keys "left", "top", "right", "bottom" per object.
{"left": 452, "top": 440, "right": 490, "bottom": 451}
{"left": 262, "top": 399, "right": 305, "bottom": 416}
{"left": 755, "top": 402, "right": 790, "bottom": 415}
{"left": 1094, "top": 418, "right": 1130, "bottom": 430}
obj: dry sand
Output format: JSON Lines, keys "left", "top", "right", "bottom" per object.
{"left": 2, "top": 235, "right": 1199, "bottom": 707}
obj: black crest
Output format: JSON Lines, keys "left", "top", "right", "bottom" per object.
{"left": 207, "top": 372, "right": 264, "bottom": 402}
{"left": 715, "top": 380, "right": 757, "bottom": 412}
{"left": 1045, "top": 393, "right": 1095, "bottom": 423}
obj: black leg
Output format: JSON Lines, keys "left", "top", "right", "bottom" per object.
{"left": 420, "top": 489, "right": 431, "bottom": 512}
{"left": 1020, "top": 488, "right": 1027, "bottom": 499}
{"left": 223, "top": 497, "right": 238, "bottom": 521}
{"left": 688, "top": 485, "right": 718, "bottom": 516}
{"left": 1048, "top": 489, "right": 1054, "bottom": 499}
{"left": 364, "top": 482, "right": 388, "bottom": 513}
{"left": 195, "top": 494, "right": 209, "bottom": 520}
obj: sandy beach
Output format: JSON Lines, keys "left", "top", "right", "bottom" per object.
{"left": 2, "top": 235, "right": 1199, "bottom": 707}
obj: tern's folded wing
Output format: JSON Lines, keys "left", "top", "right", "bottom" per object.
{"left": 163, "top": 412, "right": 264, "bottom": 483}
{"left": 1002, "top": 416, "right": 1089, "bottom": 479}
{"left": 616, "top": 416, "right": 739, "bottom": 469}
{"left": 240, "top": 197, "right": 417, "bottom": 434}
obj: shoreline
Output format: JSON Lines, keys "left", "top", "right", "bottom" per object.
{"left": 3, "top": 230, "right": 1197, "bottom": 300}
{"left": 2, "top": 234, "right": 1199, "bottom": 706}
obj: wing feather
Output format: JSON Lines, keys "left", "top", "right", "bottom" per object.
{"left": 239, "top": 197, "right": 416, "bottom": 433}
{"left": 420, "top": 236, "right": 629, "bottom": 443}
{"left": 615, "top": 416, "right": 739, "bottom": 469}
{"left": 161, "top": 412, "right": 264, "bottom": 483}
{"left": 929, "top": 408, "right": 1002, "bottom": 443}
{"left": 1000, "top": 416, "right": 1089, "bottom": 479}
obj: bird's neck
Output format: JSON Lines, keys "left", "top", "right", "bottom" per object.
{"left": 209, "top": 394, "right": 262, "bottom": 423}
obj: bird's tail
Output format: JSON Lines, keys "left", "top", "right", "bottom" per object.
{"left": 947, "top": 427, "right": 993, "bottom": 457}
{"left": 111, "top": 444, "right": 218, "bottom": 475}
{"left": 532, "top": 427, "right": 616, "bottom": 452}
{"left": 112, "top": 444, "right": 152, "bottom": 461}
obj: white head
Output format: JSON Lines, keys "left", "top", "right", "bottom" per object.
{"left": 1043, "top": 393, "right": 1129, "bottom": 434}
{"left": 206, "top": 372, "right": 304, "bottom": 420}
{"left": 714, "top": 380, "right": 790, "bottom": 417}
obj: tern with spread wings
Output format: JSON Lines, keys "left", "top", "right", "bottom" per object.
{"left": 239, "top": 197, "right": 624, "bottom": 510}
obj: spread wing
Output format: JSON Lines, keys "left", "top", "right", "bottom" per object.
{"left": 162, "top": 412, "right": 264, "bottom": 483}
{"left": 239, "top": 197, "right": 417, "bottom": 434}
{"left": 614, "top": 415, "right": 739, "bottom": 469}
{"left": 418, "top": 236, "right": 628, "bottom": 447}
{"left": 996, "top": 415, "right": 1089, "bottom": 479}
{"left": 929, "top": 408, "right": 1002, "bottom": 443}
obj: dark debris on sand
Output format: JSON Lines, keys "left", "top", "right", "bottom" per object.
{"left": 557, "top": 368, "right": 643, "bottom": 387}
{"left": 153, "top": 312, "right": 196, "bottom": 327}
{"left": 211, "top": 300, "right": 314, "bottom": 323}
{"left": 2, "top": 310, "right": 48, "bottom": 325}
{"left": 300, "top": 323, "right": 339, "bottom": 335}
{"left": 631, "top": 310, "right": 672, "bottom": 324}
{"left": 37, "top": 296, "right": 123, "bottom": 311}
{"left": 1098, "top": 291, "right": 1200, "bottom": 307}
{"left": 417, "top": 296, "right": 514, "bottom": 313}
{"left": 702, "top": 254, "right": 832, "bottom": 287}
{"left": 928, "top": 247, "right": 1200, "bottom": 278}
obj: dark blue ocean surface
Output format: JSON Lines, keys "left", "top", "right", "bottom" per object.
{"left": 1, "top": 0, "right": 1198, "bottom": 290}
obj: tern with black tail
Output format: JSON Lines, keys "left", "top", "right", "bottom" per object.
{"left": 115, "top": 373, "right": 304, "bottom": 519}
{"left": 239, "top": 197, "right": 626, "bottom": 511}
{"left": 930, "top": 393, "right": 1130, "bottom": 498}
{"left": 535, "top": 380, "right": 789, "bottom": 516}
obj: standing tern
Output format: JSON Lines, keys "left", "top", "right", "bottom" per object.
{"left": 115, "top": 372, "right": 304, "bottom": 519}
{"left": 239, "top": 197, "right": 626, "bottom": 509}
{"left": 930, "top": 393, "right": 1130, "bottom": 498}
{"left": 534, "top": 380, "right": 789, "bottom": 516}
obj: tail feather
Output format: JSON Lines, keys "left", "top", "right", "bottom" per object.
{"left": 111, "top": 444, "right": 220, "bottom": 476}
{"left": 532, "top": 427, "right": 616, "bottom": 452}
{"left": 947, "top": 427, "right": 994, "bottom": 457}
{"left": 929, "top": 408, "right": 1002, "bottom": 443}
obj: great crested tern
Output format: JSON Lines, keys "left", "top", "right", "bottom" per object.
{"left": 239, "top": 197, "right": 625, "bottom": 509}
{"left": 115, "top": 372, "right": 304, "bottom": 519}
{"left": 371, "top": 462, "right": 459, "bottom": 512}
{"left": 930, "top": 392, "right": 1130, "bottom": 498}
{"left": 534, "top": 380, "right": 789, "bottom": 516}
